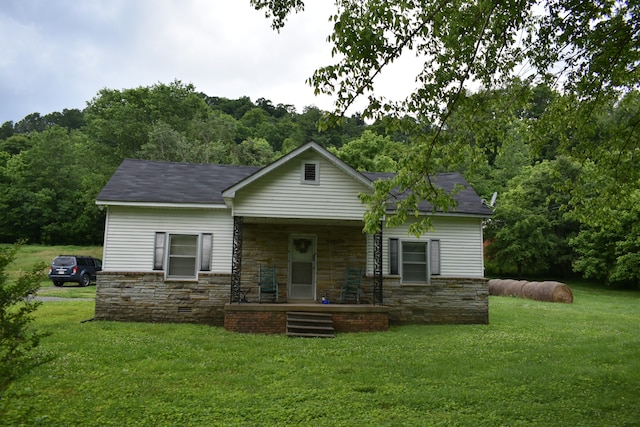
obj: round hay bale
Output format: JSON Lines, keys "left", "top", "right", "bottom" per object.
{"left": 522, "top": 280, "right": 573, "bottom": 303}
{"left": 489, "top": 279, "right": 573, "bottom": 303}
{"left": 488, "top": 279, "right": 526, "bottom": 297}
{"left": 487, "top": 279, "right": 501, "bottom": 295}
{"left": 541, "top": 281, "right": 574, "bottom": 303}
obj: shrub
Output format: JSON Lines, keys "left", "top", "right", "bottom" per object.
{"left": 0, "top": 243, "right": 51, "bottom": 397}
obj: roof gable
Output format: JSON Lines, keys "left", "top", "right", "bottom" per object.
{"left": 222, "top": 141, "right": 372, "bottom": 199}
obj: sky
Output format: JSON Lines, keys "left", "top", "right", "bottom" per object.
{"left": 0, "top": 0, "right": 422, "bottom": 125}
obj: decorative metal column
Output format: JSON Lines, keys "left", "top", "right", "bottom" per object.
{"left": 373, "top": 224, "right": 383, "bottom": 305}
{"left": 230, "top": 216, "right": 244, "bottom": 303}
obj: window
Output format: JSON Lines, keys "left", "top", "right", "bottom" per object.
{"left": 168, "top": 234, "right": 198, "bottom": 279}
{"left": 302, "top": 161, "right": 319, "bottom": 184}
{"left": 402, "top": 242, "right": 428, "bottom": 282}
{"left": 388, "top": 239, "right": 441, "bottom": 283}
{"left": 153, "top": 232, "right": 213, "bottom": 279}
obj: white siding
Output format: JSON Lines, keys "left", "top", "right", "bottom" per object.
{"left": 103, "top": 206, "right": 233, "bottom": 273}
{"left": 368, "top": 216, "right": 485, "bottom": 278}
{"left": 233, "top": 152, "right": 371, "bottom": 220}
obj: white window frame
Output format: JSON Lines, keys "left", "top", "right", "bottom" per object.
{"left": 401, "top": 241, "right": 429, "bottom": 284}
{"left": 167, "top": 234, "right": 199, "bottom": 280}
{"left": 153, "top": 232, "right": 213, "bottom": 280}
{"left": 301, "top": 160, "right": 320, "bottom": 185}
{"left": 390, "top": 239, "right": 441, "bottom": 284}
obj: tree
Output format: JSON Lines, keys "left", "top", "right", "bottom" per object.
{"left": 13, "top": 113, "right": 46, "bottom": 134}
{"left": 0, "top": 242, "right": 50, "bottom": 397}
{"left": 485, "top": 158, "right": 581, "bottom": 277}
{"left": 251, "top": 0, "right": 639, "bottom": 233}
{"left": 0, "top": 135, "right": 32, "bottom": 156}
{"left": 329, "top": 129, "right": 400, "bottom": 172}
{"left": 570, "top": 196, "right": 640, "bottom": 287}
{"left": 234, "top": 137, "right": 276, "bottom": 166}
{"left": 0, "top": 121, "right": 13, "bottom": 140}
{"left": 205, "top": 96, "right": 256, "bottom": 120}
{"left": 0, "top": 127, "right": 106, "bottom": 244}
{"left": 85, "top": 80, "right": 212, "bottom": 159}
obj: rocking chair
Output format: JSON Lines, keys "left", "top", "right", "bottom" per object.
{"left": 258, "top": 265, "right": 278, "bottom": 303}
{"left": 340, "top": 268, "right": 362, "bottom": 304}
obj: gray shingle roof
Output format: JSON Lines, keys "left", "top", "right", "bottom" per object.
{"left": 98, "top": 158, "right": 492, "bottom": 216}
{"left": 363, "top": 171, "right": 494, "bottom": 216}
{"left": 97, "top": 158, "right": 260, "bottom": 205}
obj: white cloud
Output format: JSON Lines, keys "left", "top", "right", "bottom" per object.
{"left": 0, "top": 0, "right": 342, "bottom": 123}
{"left": 0, "top": 0, "right": 427, "bottom": 124}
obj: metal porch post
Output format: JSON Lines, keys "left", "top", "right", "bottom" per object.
{"left": 230, "top": 215, "right": 244, "bottom": 303}
{"left": 373, "top": 223, "right": 383, "bottom": 305}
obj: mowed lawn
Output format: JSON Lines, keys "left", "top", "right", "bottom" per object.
{"left": 2, "top": 282, "right": 639, "bottom": 426}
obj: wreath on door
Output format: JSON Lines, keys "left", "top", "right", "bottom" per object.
{"left": 293, "top": 238, "right": 312, "bottom": 253}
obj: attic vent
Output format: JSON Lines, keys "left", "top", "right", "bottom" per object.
{"left": 302, "top": 161, "right": 319, "bottom": 184}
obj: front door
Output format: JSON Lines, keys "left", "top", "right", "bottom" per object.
{"left": 288, "top": 235, "right": 316, "bottom": 301}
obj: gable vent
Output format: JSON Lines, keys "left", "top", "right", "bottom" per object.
{"left": 303, "top": 161, "right": 319, "bottom": 184}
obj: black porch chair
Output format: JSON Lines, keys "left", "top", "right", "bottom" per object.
{"left": 258, "top": 265, "right": 278, "bottom": 303}
{"left": 340, "top": 268, "right": 362, "bottom": 304}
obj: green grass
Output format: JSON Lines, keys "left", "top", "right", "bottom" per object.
{"left": 2, "top": 281, "right": 639, "bottom": 426}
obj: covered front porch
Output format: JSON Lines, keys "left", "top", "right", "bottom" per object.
{"left": 229, "top": 216, "right": 383, "bottom": 306}
{"left": 225, "top": 216, "right": 387, "bottom": 334}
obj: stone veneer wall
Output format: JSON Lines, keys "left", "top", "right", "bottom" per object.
{"left": 95, "top": 272, "right": 488, "bottom": 328}
{"left": 95, "top": 271, "right": 230, "bottom": 325}
{"left": 382, "top": 276, "right": 489, "bottom": 324}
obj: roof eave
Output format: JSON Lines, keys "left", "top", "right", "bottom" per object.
{"left": 96, "top": 200, "right": 228, "bottom": 209}
{"left": 385, "top": 209, "right": 493, "bottom": 218}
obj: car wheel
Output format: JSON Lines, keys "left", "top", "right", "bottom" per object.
{"left": 53, "top": 281, "right": 64, "bottom": 287}
{"left": 80, "top": 274, "right": 90, "bottom": 287}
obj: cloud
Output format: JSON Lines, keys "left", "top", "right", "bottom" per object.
{"left": 0, "top": 0, "right": 340, "bottom": 123}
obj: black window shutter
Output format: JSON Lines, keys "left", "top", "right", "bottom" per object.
{"left": 430, "top": 240, "right": 440, "bottom": 276}
{"left": 389, "top": 238, "right": 398, "bottom": 275}
{"left": 153, "top": 232, "right": 166, "bottom": 270}
{"left": 200, "top": 233, "right": 213, "bottom": 271}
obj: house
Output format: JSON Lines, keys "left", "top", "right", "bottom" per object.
{"left": 94, "top": 142, "right": 492, "bottom": 333}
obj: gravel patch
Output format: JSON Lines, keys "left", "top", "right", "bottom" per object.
{"left": 29, "top": 296, "right": 94, "bottom": 302}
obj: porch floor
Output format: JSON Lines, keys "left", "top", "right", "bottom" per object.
{"left": 223, "top": 302, "right": 390, "bottom": 334}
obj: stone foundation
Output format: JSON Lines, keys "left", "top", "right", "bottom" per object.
{"left": 95, "top": 272, "right": 488, "bottom": 329}
{"left": 382, "top": 276, "right": 489, "bottom": 324}
{"left": 95, "top": 271, "right": 230, "bottom": 325}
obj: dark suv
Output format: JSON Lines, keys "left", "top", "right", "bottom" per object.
{"left": 48, "top": 255, "right": 102, "bottom": 287}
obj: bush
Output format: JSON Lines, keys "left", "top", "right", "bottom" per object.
{"left": 0, "top": 243, "right": 51, "bottom": 397}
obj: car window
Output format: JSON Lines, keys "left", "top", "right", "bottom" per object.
{"left": 95, "top": 259, "right": 102, "bottom": 269}
{"left": 53, "top": 257, "right": 74, "bottom": 266}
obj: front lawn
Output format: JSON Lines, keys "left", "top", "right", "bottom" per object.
{"left": 2, "top": 282, "right": 639, "bottom": 426}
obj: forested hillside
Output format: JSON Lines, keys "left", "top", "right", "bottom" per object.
{"left": 1, "top": 80, "right": 638, "bottom": 287}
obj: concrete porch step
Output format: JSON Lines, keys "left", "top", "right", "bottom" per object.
{"left": 286, "top": 311, "right": 335, "bottom": 338}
